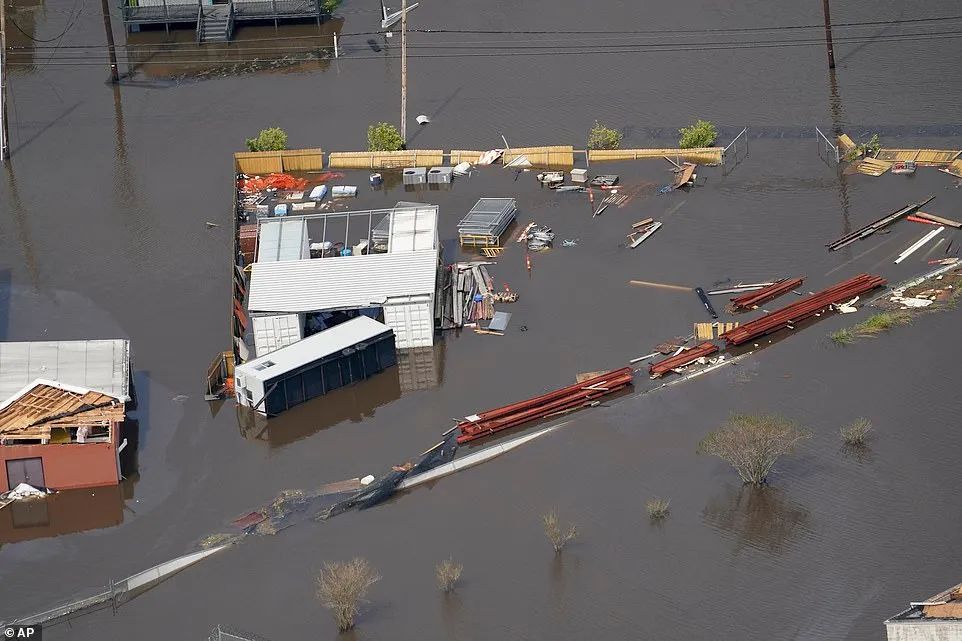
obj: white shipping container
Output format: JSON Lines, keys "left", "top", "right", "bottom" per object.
{"left": 383, "top": 295, "right": 434, "bottom": 348}
{"left": 252, "top": 314, "right": 303, "bottom": 357}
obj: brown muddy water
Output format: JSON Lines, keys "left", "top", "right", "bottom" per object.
{"left": 2, "top": 0, "right": 962, "bottom": 639}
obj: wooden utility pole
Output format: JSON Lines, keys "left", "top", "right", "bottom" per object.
{"left": 822, "top": 0, "right": 836, "bottom": 69}
{"left": 400, "top": 0, "right": 407, "bottom": 142}
{"left": 101, "top": 0, "right": 119, "bottom": 82}
{"left": 1, "top": 0, "right": 10, "bottom": 162}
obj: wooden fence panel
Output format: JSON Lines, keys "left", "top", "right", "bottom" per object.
{"left": 280, "top": 149, "right": 325, "bottom": 171}
{"left": 502, "top": 145, "right": 574, "bottom": 168}
{"left": 328, "top": 150, "right": 444, "bottom": 169}
{"left": 588, "top": 147, "right": 724, "bottom": 165}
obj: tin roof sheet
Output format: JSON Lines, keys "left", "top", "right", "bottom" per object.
{"left": 248, "top": 250, "right": 438, "bottom": 314}
{"left": 0, "top": 340, "right": 131, "bottom": 404}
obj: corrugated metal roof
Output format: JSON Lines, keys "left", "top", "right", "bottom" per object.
{"left": 236, "top": 316, "right": 393, "bottom": 382}
{"left": 248, "top": 250, "right": 438, "bottom": 313}
{"left": 0, "top": 339, "right": 131, "bottom": 403}
{"left": 388, "top": 205, "right": 438, "bottom": 253}
{"left": 257, "top": 218, "right": 309, "bottom": 263}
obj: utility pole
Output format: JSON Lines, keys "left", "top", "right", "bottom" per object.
{"left": 101, "top": 0, "right": 119, "bottom": 82}
{"left": 400, "top": 0, "right": 407, "bottom": 142}
{"left": 822, "top": 0, "right": 836, "bottom": 69}
{"left": 1, "top": 0, "right": 10, "bottom": 162}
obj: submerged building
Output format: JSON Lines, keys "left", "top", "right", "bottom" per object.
{"left": 885, "top": 580, "right": 962, "bottom": 641}
{"left": 246, "top": 204, "right": 440, "bottom": 352}
{"left": 0, "top": 340, "right": 131, "bottom": 492}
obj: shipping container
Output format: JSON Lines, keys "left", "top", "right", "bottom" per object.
{"left": 234, "top": 316, "right": 397, "bottom": 416}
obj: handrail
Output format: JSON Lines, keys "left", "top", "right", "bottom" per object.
{"left": 195, "top": 1, "right": 202, "bottom": 44}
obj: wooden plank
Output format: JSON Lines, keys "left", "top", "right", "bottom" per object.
{"left": 916, "top": 212, "right": 962, "bottom": 228}
{"left": 632, "top": 217, "right": 654, "bottom": 229}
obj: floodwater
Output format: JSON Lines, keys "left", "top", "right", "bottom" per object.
{"left": 2, "top": 0, "right": 962, "bottom": 639}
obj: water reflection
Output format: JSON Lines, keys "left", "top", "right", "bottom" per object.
{"left": 702, "top": 484, "right": 810, "bottom": 555}
{"left": 236, "top": 365, "right": 403, "bottom": 446}
{"left": 123, "top": 20, "right": 341, "bottom": 80}
{"left": 0, "top": 485, "right": 126, "bottom": 544}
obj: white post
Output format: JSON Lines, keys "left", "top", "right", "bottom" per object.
{"left": 333, "top": 31, "right": 338, "bottom": 58}
{"left": 400, "top": 0, "right": 407, "bottom": 142}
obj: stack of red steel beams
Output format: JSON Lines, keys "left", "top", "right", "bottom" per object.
{"left": 730, "top": 277, "right": 805, "bottom": 311}
{"left": 720, "top": 273, "right": 886, "bottom": 346}
{"left": 456, "top": 367, "right": 634, "bottom": 444}
{"left": 649, "top": 342, "right": 719, "bottom": 378}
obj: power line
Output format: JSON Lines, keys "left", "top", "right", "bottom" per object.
{"left": 6, "top": 24, "right": 962, "bottom": 59}
{"left": 7, "top": 29, "right": 962, "bottom": 66}
{"left": 9, "top": 13, "right": 962, "bottom": 51}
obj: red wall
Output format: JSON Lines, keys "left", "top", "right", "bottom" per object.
{"left": 0, "top": 424, "right": 120, "bottom": 492}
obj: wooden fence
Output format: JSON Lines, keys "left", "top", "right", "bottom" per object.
{"left": 502, "top": 145, "right": 574, "bottom": 168}
{"left": 233, "top": 148, "right": 325, "bottom": 174}
{"left": 327, "top": 150, "right": 444, "bottom": 169}
{"left": 588, "top": 147, "right": 724, "bottom": 165}
{"left": 449, "top": 150, "right": 485, "bottom": 164}
{"left": 874, "top": 149, "right": 962, "bottom": 166}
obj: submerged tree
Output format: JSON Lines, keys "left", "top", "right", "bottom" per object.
{"left": 646, "top": 497, "right": 671, "bottom": 521}
{"left": 435, "top": 558, "right": 463, "bottom": 593}
{"left": 697, "top": 413, "right": 811, "bottom": 485}
{"left": 678, "top": 119, "right": 718, "bottom": 148}
{"left": 246, "top": 126, "right": 288, "bottom": 152}
{"left": 367, "top": 122, "right": 405, "bottom": 151}
{"left": 840, "top": 418, "right": 873, "bottom": 447}
{"left": 587, "top": 121, "right": 623, "bottom": 150}
{"left": 542, "top": 511, "right": 578, "bottom": 553}
{"left": 316, "top": 558, "right": 381, "bottom": 631}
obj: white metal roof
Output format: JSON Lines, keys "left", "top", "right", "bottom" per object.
{"left": 247, "top": 250, "right": 438, "bottom": 313}
{"left": 388, "top": 205, "right": 438, "bottom": 253}
{"left": 0, "top": 339, "right": 131, "bottom": 403}
{"left": 257, "top": 218, "right": 309, "bottom": 263}
{"left": 236, "top": 316, "right": 393, "bottom": 382}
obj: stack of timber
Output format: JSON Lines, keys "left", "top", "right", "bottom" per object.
{"left": 450, "top": 262, "right": 497, "bottom": 328}
{"left": 729, "top": 277, "right": 805, "bottom": 311}
{"left": 720, "top": 274, "right": 887, "bottom": 346}
{"left": 456, "top": 367, "right": 634, "bottom": 444}
{"left": 649, "top": 342, "right": 719, "bottom": 378}
{"left": 826, "top": 197, "right": 935, "bottom": 251}
{"left": 694, "top": 322, "right": 739, "bottom": 341}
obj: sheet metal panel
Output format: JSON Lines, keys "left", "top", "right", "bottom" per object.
{"left": 0, "top": 340, "right": 130, "bottom": 403}
{"left": 248, "top": 250, "right": 438, "bottom": 313}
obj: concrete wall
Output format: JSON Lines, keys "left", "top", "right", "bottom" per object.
{"left": 0, "top": 424, "right": 120, "bottom": 492}
{"left": 886, "top": 620, "right": 962, "bottom": 641}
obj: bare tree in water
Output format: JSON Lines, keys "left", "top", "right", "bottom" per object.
{"left": 316, "top": 558, "right": 381, "bottom": 631}
{"left": 436, "top": 558, "right": 463, "bottom": 593}
{"left": 698, "top": 413, "right": 811, "bottom": 485}
{"left": 542, "top": 511, "right": 578, "bottom": 553}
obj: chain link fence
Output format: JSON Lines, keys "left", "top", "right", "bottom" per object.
{"left": 209, "top": 624, "right": 274, "bottom": 641}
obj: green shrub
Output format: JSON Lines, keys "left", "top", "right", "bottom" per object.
{"left": 320, "top": 0, "right": 340, "bottom": 13}
{"left": 678, "top": 120, "right": 718, "bottom": 149}
{"left": 587, "top": 121, "right": 623, "bottom": 150}
{"left": 245, "top": 127, "right": 288, "bottom": 152}
{"left": 367, "top": 122, "right": 405, "bottom": 152}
